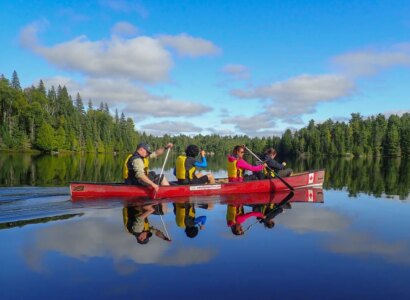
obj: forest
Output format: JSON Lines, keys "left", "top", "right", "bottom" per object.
{"left": 1, "top": 71, "right": 409, "bottom": 157}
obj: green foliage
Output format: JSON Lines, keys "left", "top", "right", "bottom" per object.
{"left": 36, "top": 122, "right": 55, "bottom": 151}
{"left": 0, "top": 72, "right": 409, "bottom": 157}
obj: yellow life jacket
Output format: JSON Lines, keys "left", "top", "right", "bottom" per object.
{"left": 175, "top": 203, "right": 195, "bottom": 228}
{"left": 226, "top": 205, "right": 244, "bottom": 224}
{"left": 122, "top": 207, "right": 150, "bottom": 234}
{"left": 227, "top": 158, "right": 243, "bottom": 179}
{"left": 263, "top": 167, "right": 275, "bottom": 178}
{"left": 123, "top": 153, "right": 149, "bottom": 179}
{"left": 175, "top": 155, "right": 196, "bottom": 181}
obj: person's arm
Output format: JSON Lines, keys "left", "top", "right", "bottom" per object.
{"left": 194, "top": 155, "right": 208, "bottom": 168}
{"left": 133, "top": 159, "right": 159, "bottom": 191}
{"left": 152, "top": 143, "right": 173, "bottom": 158}
{"left": 267, "top": 158, "right": 284, "bottom": 170}
{"left": 237, "top": 159, "right": 265, "bottom": 172}
{"left": 236, "top": 212, "right": 264, "bottom": 224}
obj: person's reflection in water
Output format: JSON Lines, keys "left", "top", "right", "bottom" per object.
{"left": 123, "top": 203, "right": 170, "bottom": 244}
{"left": 226, "top": 204, "right": 265, "bottom": 236}
{"left": 252, "top": 192, "right": 294, "bottom": 229}
{"left": 173, "top": 203, "right": 207, "bottom": 238}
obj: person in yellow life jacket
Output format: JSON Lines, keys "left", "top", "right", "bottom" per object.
{"left": 123, "top": 203, "right": 171, "bottom": 244}
{"left": 173, "top": 202, "right": 207, "bottom": 238}
{"left": 227, "top": 145, "right": 267, "bottom": 182}
{"left": 175, "top": 144, "right": 215, "bottom": 185}
{"left": 226, "top": 204, "right": 265, "bottom": 235}
{"left": 124, "top": 142, "right": 173, "bottom": 192}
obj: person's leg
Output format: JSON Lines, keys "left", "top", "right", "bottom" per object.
{"left": 160, "top": 176, "right": 170, "bottom": 186}
{"left": 207, "top": 173, "right": 215, "bottom": 184}
{"left": 278, "top": 168, "right": 292, "bottom": 177}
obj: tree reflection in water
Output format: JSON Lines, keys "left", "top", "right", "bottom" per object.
{"left": 0, "top": 153, "right": 408, "bottom": 198}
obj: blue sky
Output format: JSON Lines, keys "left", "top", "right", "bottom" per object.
{"left": 1, "top": 0, "right": 409, "bottom": 136}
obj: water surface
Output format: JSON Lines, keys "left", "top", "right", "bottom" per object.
{"left": 1, "top": 153, "right": 409, "bottom": 299}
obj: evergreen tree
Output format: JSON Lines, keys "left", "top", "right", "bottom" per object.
{"left": 87, "top": 99, "right": 93, "bottom": 111}
{"left": 75, "top": 93, "right": 85, "bottom": 114}
{"left": 11, "top": 70, "right": 21, "bottom": 90}
{"left": 38, "top": 80, "right": 46, "bottom": 97}
{"left": 383, "top": 115, "right": 401, "bottom": 156}
{"left": 400, "top": 113, "right": 410, "bottom": 157}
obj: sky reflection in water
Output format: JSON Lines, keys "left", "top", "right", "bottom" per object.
{"left": 1, "top": 188, "right": 410, "bottom": 299}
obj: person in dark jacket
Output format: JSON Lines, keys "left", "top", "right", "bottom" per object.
{"left": 256, "top": 148, "right": 292, "bottom": 179}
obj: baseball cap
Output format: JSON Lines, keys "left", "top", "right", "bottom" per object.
{"left": 137, "top": 142, "right": 152, "bottom": 154}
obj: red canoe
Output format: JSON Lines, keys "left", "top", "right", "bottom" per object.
{"left": 70, "top": 169, "right": 325, "bottom": 200}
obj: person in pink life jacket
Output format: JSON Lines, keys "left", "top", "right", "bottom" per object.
{"left": 227, "top": 145, "right": 267, "bottom": 182}
{"left": 226, "top": 204, "right": 265, "bottom": 235}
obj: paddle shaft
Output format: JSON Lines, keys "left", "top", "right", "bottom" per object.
{"left": 244, "top": 146, "right": 294, "bottom": 191}
{"left": 153, "top": 147, "right": 172, "bottom": 240}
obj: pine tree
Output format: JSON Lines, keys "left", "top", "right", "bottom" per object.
{"left": 11, "top": 70, "right": 21, "bottom": 90}
{"left": 87, "top": 99, "right": 93, "bottom": 111}
{"left": 400, "top": 113, "right": 410, "bottom": 157}
{"left": 383, "top": 115, "right": 401, "bottom": 156}
{"left": 38, "top": 80, "right": 46, "bottom": 97}
{"left": 75, "top": 93, "right": 85, "bottom": 114}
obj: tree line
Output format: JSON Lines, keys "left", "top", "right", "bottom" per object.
{"left": 1, "top": 71, "right": 409, "bottom": 157}
{"left": 1, "top": 153, "right": 408, "bottom": 199}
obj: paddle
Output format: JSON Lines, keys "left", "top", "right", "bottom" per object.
{"left": 244, "top": 191, "right": 294, "bottom": 232}
{"left": 243, "top": 145, "right": 294, "bottom": 191}
{"left": 152, "top": 146, "right": 172, "bottom": 241}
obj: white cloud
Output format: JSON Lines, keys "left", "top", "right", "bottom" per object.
{"left": 141, "top": 121, "right": 203, "bottom": 135}
{"left": 19, "top": 21, "right": 46, "bottom": 49}
{"left": 111, "top": 22, "right": 139, "bottom": 37}
{"left": 222, "top": 75, "right": 355, "bottom": 136}
{"left": 281, "top": 206, "right": 350, "bottom": 233}
{"left": 221, "top": 64, "right": 250, "bottom": 80}
{"left": 24, "top": 217, "right": 216, "bottom": 272}
{"left": 333, "top": 45, "right": 410, "bottom": 77}
{"left": 158, "top": 33, "right": 221, "bottom": 57}
{"left": 42, "top": 77, "right": 212, "bottom": 118}
{"left": 326, "top": 233, "right": 410, "bottom": 265}
{"left": 20, "top": 22, "right": 172, "bottom": 82}
{"left": 221, "top": 113, "right": 279, "bottom": 136}
{"left": 231, "top": 74, "right": 356, "bottom": 120}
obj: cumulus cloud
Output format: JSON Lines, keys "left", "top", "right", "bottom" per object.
{"left": 158, "top": 33, "right": 221, "bottom": 57}
{"left": 141, "top": 121, "right": 203, "bottom": 135}
{"left": 111, "top": 22, "right": 139, "bottom": 37}
{"left": 326, "top": 233, "right": 410, "bottom": 265}
{"left": 206, "top": 127, "right": 236, "bottom": 136}
{"left": 231, "top": 74, "right": 356, "bottom": 120}
{"left": 21, "top": 28, "right": 172, "bottom": 82}
{"left": 333, "top": 45, "right": 410, "bottom": 77}
{"left": 281, "top": 205, "right": 350, "bottom": 233}
{"left": 221, "top": 113, "right": 285, "bottom": 136}
{"left": 42, "top": 77, "right": 212, "bottom": 118}
{"left": 221, "top": 64, "right": 250, "bottom": 80}
{"left": 24, "top": 217, "right": 216, "bottom": 272}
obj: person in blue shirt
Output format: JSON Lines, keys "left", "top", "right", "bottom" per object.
{"left": 175, "top": 144, "right": 215, "bottom": 184}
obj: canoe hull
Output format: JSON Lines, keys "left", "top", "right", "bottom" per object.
{"left": 70, "top": 169, "right": 325, "bottom": 200}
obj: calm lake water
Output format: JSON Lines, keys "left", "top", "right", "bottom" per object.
{"left": 1, "top": 153, "right": 409, "bottom": 299}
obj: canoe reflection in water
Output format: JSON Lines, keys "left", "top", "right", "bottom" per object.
{"left": 122, "top": 202, "right": 171, "bottom": 244}
{"left": 173, "top": 203, "right": 213, "bottom": 238}
{"left": 221, "top": 188, "right": 323, "bottom": 235}
{"left": 121, "top": 187, "right": 323, "bottom": 241}
{"left": 225, "top": 191, "right": 295, "bottom": 235}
